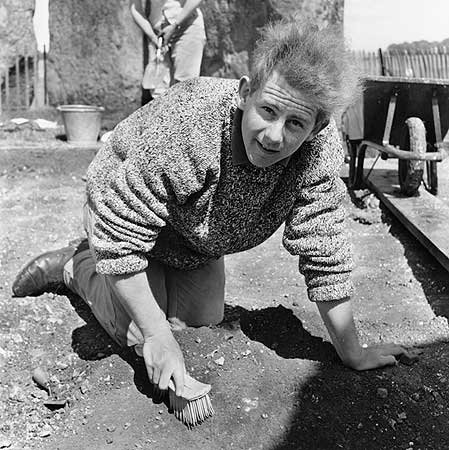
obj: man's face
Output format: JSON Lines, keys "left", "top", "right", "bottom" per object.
{"left": 238, "top": 72, "right": 319, "bottom": 168}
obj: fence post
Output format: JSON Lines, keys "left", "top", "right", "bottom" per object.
{"left": 0, "top": 71, "right": 2, "bottom": 116}
{"left": 24, "top": 47, "right": 30, "bottom": 108}
{"left": 416, "top": 49, "right": 424, "bottom": 77}
{"left": 436, "top": 46, "right": 443, "bottom": 78}
{"left": 15, "top": 55, "right": 20, "bottom": 110}
{"left": 443, "top": 46, "right": 449, "bottom": 78}
{"left": 31, "top": 48, "right": 46, "bottom": 109}
{"left": 378, "top": 48, "right": 386, "bottom": 76}
{"left": 5, "top": 68, "right": 9, "bottom": 112}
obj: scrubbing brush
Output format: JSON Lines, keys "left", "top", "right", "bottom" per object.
{"left": 135, "top": 343, "right": 214, "bottom": 427}
{"left": 151, "top": 373, "right": 214, "bottom": 427}
{"left": 167, "top": 374, "right": 214, "bottom": 427}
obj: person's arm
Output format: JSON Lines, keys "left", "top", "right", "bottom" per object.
{"left": 159, "top": 0, "right": 202, "bottom": 44}
{"left": 317, "top": 297, "right": 407, "bottom": 370}
{"left": 130, "top": 3, "right": 160, "bottom": 47}
{"left": 284, "top": 121, "right": 407, "bottom": 369}
{"left": 110, "top": 271, "right": 185, "bottom": 396}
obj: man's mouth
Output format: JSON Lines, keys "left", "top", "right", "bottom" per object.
{"left": 257, "top": 141, "right": 279, "bottom": 154}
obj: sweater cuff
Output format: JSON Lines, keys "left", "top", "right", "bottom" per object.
{"left": 307, "top": 279, "right": 354, "bottom": 302}
{"left": 95, "top": 252, "right": 149, "bottom": 275}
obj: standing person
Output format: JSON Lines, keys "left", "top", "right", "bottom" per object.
{"left": 130, "top": 0, "right": 206, "bottom": 104}
{"left": 12, "top": 19, "right": 410, "bottom": 398}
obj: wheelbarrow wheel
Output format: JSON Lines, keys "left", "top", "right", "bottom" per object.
{"left": 348, "top": 139, "right": 366, "bottom": 190}
{"left": 398, "top": 117, "right": 426, "bottom": 196}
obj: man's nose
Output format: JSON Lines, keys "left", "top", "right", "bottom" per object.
{"left": 263, "top": 121, "right": 283, "bottom": 149}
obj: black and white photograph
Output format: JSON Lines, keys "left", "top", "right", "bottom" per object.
{"left": 1, "top": 0, "right": 449, "bottom": 449}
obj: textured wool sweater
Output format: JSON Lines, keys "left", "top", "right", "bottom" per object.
{"left": 86, "top": 77, "right": 353, "bottom": 302}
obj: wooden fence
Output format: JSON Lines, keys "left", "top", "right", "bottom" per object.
{"left": 0, "top": 48, "right": 37, "bottom": 115}
{"left": 352, "top": 48, "right": 449, "bottom": 79}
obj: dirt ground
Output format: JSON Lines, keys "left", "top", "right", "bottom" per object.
{"left": 1, "top": 121, "right": 449, "bottom": 450}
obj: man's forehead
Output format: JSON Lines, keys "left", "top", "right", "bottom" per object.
{"left": 257, "top": 76, "right": 317, "bottom": 117}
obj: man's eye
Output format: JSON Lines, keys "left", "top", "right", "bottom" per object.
{"left": 261, "top": 106, "right": 275, "bottom": 115}
{"left": 288, "top": 119, "right": 303, "bottom": 128}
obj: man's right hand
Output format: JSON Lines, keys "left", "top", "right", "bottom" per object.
{"left": 142, "top": 329, "right": 186, "bottom": 397}
{"left": 109, "top": 272, "right": 186, "bottom": 396}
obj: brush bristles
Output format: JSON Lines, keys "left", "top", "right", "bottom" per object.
{"left": 169, "top": 389, "right": 215, "bottom": 428}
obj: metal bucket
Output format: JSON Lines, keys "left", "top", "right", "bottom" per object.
{"left": 57, "top": 104, "right": 104, "bottom": 146}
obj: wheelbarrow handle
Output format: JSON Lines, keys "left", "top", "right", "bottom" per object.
{"left": 363, "top": 140, "right": 448, "bottom": 162}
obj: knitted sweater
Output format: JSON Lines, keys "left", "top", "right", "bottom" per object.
{"left": 86, "top": 77, "right": 353, "bottom": 302}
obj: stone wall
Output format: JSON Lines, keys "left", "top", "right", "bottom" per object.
{"left": 1, "top": 0, "right": 343, "bottom": 117}
{"left": 0, "top": 0, "right": 35, "bottom": 72}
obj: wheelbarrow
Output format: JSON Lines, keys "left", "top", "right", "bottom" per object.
{"left": 343, "top": 76, "right": 449, "bottom": 196}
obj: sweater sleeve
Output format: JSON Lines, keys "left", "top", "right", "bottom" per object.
{"left": 85, "top": 78, "right": 234, "bottom": 275}
{"left": 282, "top": 120, "right": 354, "bottom": 302}
{"left": 86, "top": 114, "right": 172, "bottom": 275}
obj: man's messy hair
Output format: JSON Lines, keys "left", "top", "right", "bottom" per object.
{"left": 250, "top": 18, "right": 362, "bottom": 121}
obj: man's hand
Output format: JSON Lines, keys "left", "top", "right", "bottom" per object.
{"left": 316, "top": 297, "right": 410, "bottom": 371}
{"left": 341, "top": 343, "right": 409, "bottom": 371}
{"left": 142, "top": 328, "right": 186, "bottom": 397}
{"left": 109, "top": 272, "right": 186, "bottom": 396}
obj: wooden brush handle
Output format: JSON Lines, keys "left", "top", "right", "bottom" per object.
{"left": 168, "top": 373, "right": 211, "bottom": 401}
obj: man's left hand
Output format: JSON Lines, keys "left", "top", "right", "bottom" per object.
{"left": 316, "top": 297, "right": 413, "bottom": 372}
{"left": 343, "top": 343, "right": 410, "bottom": 371}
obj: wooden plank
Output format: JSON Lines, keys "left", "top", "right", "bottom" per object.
{"left": 366, "top": 168, "right": 449, "bottom": 273}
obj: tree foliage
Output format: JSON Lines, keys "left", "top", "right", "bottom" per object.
{"left": 388, "top": 38, "right": 449, "bottom": 51}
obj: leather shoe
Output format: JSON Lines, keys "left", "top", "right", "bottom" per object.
{"left": 12, "top": 239, "right": 88, "bottom": 297}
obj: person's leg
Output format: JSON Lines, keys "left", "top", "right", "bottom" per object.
{"left": 63, "top": 251, "right": 225, "bottom": 347}
{"left": 63, "top": 203, "right": 168, "bottom": 347}
{"left": 141, "top": 88, "right": 153, "bottom": 106}
{"left": 142, "top": 42, "right": 171, "bottom": 97}
{"left": 170, "top": 14, "right": 206, "bottom": 84}
{"left": 64, "top": 202, "right": 225, "bottom": 348}
{"left": 165, "top": 257, "right": 225, "bottom": 327}
{"left": 63, "top": 249, "right": 170, "bottom": 347}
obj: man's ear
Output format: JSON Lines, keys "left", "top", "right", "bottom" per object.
{"left": 237, "top": 76, "right": 251, "bottom": 109}
{"left": 305, "top": 116, "right": 330, "bottom": 141}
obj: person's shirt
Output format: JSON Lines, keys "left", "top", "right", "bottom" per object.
{"left": 86, "top": 77, "right": 353, "bottom": 302}
{"left": 150, "top": 0, "right": 200, "bottom": 30}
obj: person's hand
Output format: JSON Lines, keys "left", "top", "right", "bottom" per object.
{"left": 343, "top": 343, "right": 409, "bottom": 371}
{"left": 152, "top": 36, "right": 163, "bottom": 49}
{"left": 159, "top": 23, "right": 177, "bottom": 45}
{"left": 151, "top": 36, "right": 161, "bottom": 48}
{"left": 142, "top": 328, "right": 186, "bottom": 396}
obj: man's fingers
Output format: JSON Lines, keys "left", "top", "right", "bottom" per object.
{"left": 380, "top": 345, "right": 408, "bottom": 357}
{"left": 152, "top": 367, "right": 161, "bottom": 385}
{"left": 171, "top": 368, "right": 185, "bottom": 398}
{"left": 146, "top": 366, "right": 154, "bottom": 382}
{"left": 379, "top": 354, "right": 398, "bottom": 367}
{"left": 158, "top": 367, "right": 172, "bottom": 391}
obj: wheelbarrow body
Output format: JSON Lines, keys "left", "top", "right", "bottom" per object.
{"left": 343, "top": 76, "right": 449, "bottom": 195}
